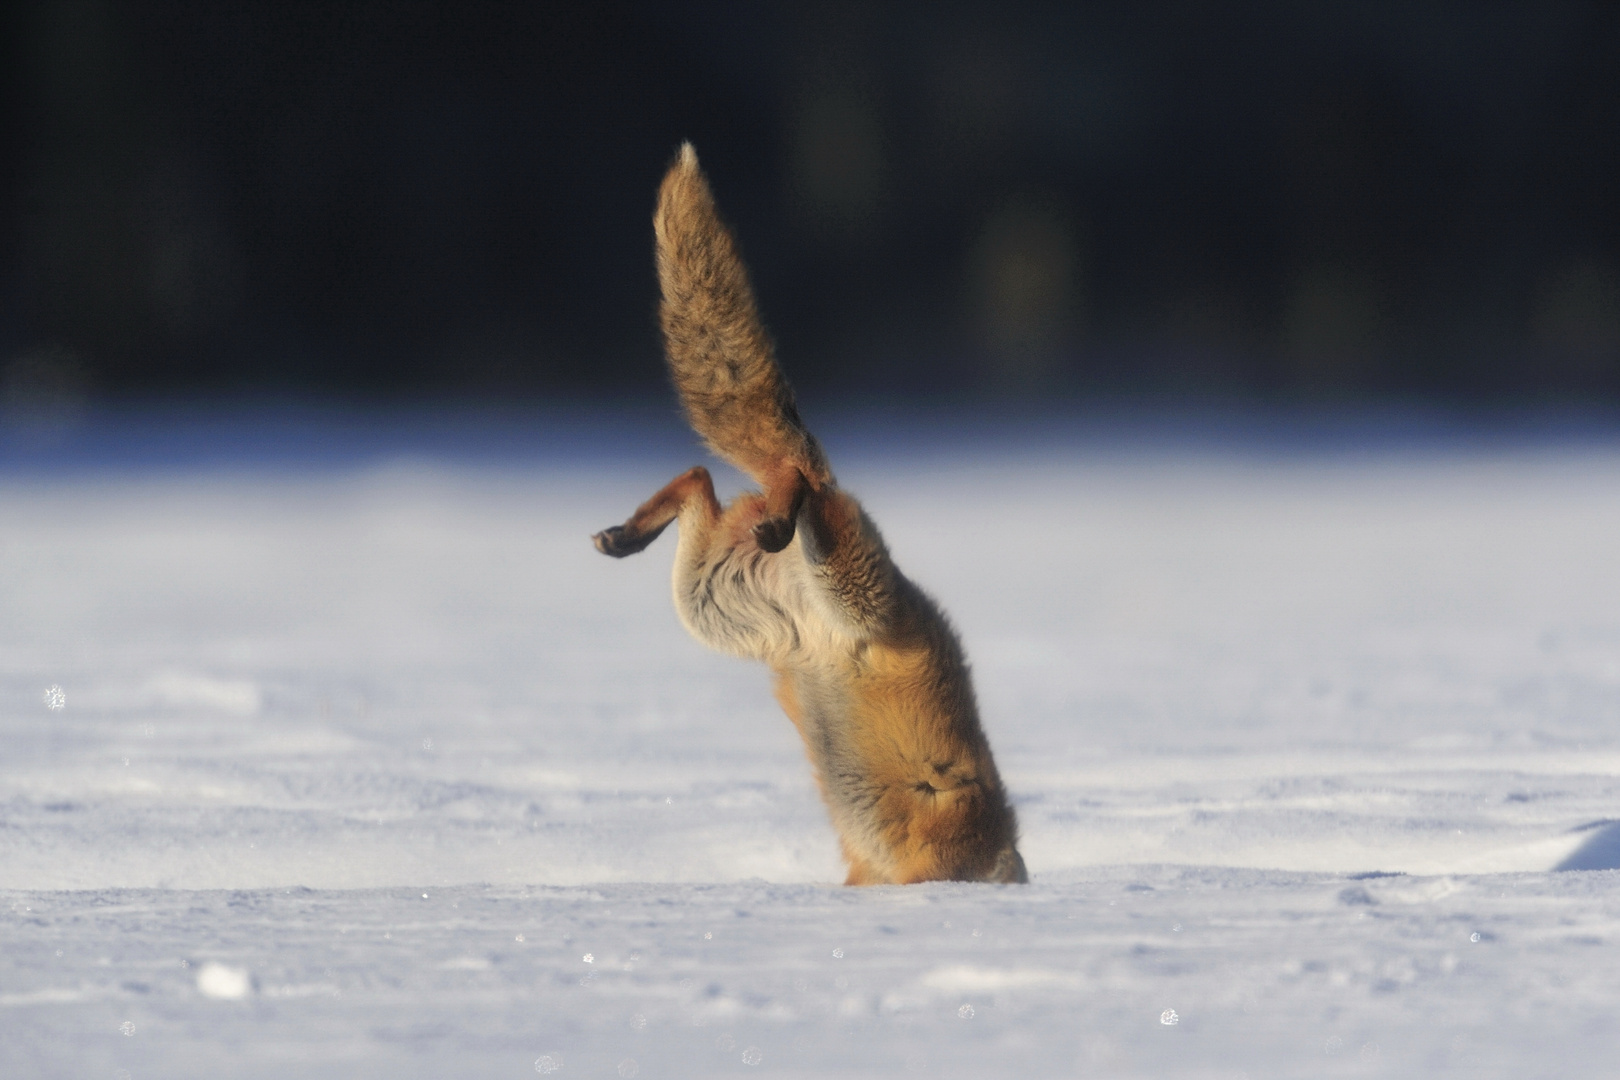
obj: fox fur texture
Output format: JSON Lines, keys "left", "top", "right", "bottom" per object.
{"left": 593, "top": 144, "right": 1026, "bottom": 885}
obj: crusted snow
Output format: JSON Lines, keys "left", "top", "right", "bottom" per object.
{"left": 2, "top": 410, "right": 1619, "bottom": 1077}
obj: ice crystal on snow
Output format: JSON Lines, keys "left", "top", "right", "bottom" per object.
{"left": 1160, "top": 1009, "right": 1179, "bottom": 1026}
{"left": 629, "top": 1013, "right": 646, "bottom": 1030}
{"left": 1470, "top": 932, "right": 1481, "bottom": 943}
{"left": 741, "top": 1046, "right": 763, "bottom": 1065}
{"left": 43, "top": 685, "right": 64, "bottom": 710}
{"left": 832, "top": 947, "right": 844, "bottom": 958}
{"left": 616, "top": 1059, "right": 638, "bottom": 1078}
{"left": 583, "top": 953, "right": 593, "bottom": 963}
{"left": 119, "top": 1021, "right": 136, "bottom": 1036}
{"left": 534, "top": 1053, "right": 562, "bottom": 1074}
{"left": 958, "top": 1004, "right": 975, "bottom": 1019}
{"left": 196, "top": 961, "right": 252, "bottom": 1000}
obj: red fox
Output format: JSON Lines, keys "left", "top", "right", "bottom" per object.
{"left": 593, "top": 144, "right": 1026, "bottom": 885}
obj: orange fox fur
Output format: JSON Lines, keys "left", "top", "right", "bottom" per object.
{"left": 593, "top": 144, "right": 1026, "bottom": 885}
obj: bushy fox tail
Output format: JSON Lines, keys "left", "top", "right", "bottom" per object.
{"left": 655, "top": 144, "right": 832, "bottom": 505}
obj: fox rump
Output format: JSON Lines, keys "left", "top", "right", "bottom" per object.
{"left": 593, "top": 144, "right": 1026, "bottom": 885}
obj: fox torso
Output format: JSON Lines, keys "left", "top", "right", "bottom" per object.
{"left": 594, "top": 145, "right": 1026, "bottom": 885}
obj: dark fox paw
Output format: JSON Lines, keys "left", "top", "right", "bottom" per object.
{"left": 751, "top": 515, "right": 797, "bottom": 553}
{"left": 593, "top": 524, "right": 662, "bottom": 558}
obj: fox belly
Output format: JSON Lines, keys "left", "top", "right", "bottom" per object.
{"left": 670, "top": 493, "right": 822, "bottom": 664}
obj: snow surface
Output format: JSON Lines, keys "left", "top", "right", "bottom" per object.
{"left": 3, "top": 406, "right": 1620, "bottom": 1078}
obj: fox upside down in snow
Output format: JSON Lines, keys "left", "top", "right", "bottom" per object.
{"left": 593, "top": 144, "right": 1026, "bottom": 885}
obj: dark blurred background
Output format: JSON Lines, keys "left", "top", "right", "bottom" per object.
{"left": 3, "top": 0, "right": 1618, "bottom": 407}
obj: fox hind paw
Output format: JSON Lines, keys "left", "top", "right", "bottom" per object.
{"left": 593, "top": 523, "right": 666, "bottom": 558}
{"left": 751, "top": 515, "right": 797, "bottom": 553}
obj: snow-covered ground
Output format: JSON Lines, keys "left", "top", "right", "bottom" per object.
{"left": 3, "top": 406, "right": 1619, "bottom": 1078}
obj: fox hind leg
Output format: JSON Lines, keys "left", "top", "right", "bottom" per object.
{"left": 593, "top": 466, "right": 721, "bottom": 558}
